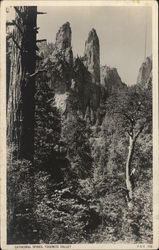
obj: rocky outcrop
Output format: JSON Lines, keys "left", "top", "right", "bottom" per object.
{"left": 38, "top": 23, "right": 127, "bottom": 124}
{"left": 100, "top": 65, "right": 127, "bottom": 100}
{"left": 84, "top": 28, "right": 100, "bottom": 85}
{"left": 55, "top": 22, "right": 73, "bottom": 65}
{"left": 72, "top": 57, "right": 92, "bottom": 116}
{"left": 56, "top": 22, "right": 71, "bottom": 50}
{"left": 74, "top": 28, "right": 101, "bottom": 123}
{"left": 72, "top": 56, "right": 101, "bottom": 123}
{"left": 38, "top": 24, "right": 101, "bottom": 123}
{"left": 136, "top": 56, "right": 152, "bottom": 88}
{"left": 38, "top": 22, "right": 73, "bottom": 94}
{"left": 37, "top": 40, "right": 48, "bottom": 57}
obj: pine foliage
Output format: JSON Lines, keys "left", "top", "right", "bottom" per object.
{"left": 34, "top": 75, "right": 61, "bottom": 170}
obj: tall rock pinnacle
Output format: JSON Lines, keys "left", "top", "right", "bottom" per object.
{"left": 84, "top": 28, "right": 100, "bottom": 85}
{"left": 55, "top": 22, "right": 72, "bottom": 50}
{"left": 55, "top": 21, "right": 73, "bottom": 66}
{"left": 136, "top": 56, "right": 152, "bottom": 88}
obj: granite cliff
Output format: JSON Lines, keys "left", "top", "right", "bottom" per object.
{"left": 100, "top": 65, "right": 127, "bottom": 100}
{"left": 83, "top": 28, "right": 100, "bottom": 85}
{"left": 136, "top": 56, "right": 152, "bottom": 88}
{"left": 72, "top": 28, "right": 101, "bottom": 123}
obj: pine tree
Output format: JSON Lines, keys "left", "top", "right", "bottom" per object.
{"left": 34, "top": 76, "right": 61, "bottom": 170}
{"left": 61, "top": 100, "right": 93, "bottom": 179}
{"left": 7, "top": 146, "right": 39, "bottom": 244}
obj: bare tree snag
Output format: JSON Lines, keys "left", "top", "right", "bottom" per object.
{"left": 126, "top": 136, "right": 135, "bottom": 201}
{"left": 125, "top": 125, "right": 145, "bottom": 202}
{"left": 106, "top": 87, "right": 152, "bottom": 205}
{"left": 7, "top": 6, "right": 37, "bottom": 160}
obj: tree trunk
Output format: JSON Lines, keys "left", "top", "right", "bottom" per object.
{"left": 7, "top": 6, "right": 37, "bottom": 161}
{"left": 126, "top": 136, "right": 135, "bottom": 201}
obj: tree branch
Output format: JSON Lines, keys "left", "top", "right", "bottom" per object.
{"left": 6, "top": 21, "right": 14, "bottom": 26}
{"left": 12, "top": 20, "right": 23, "bottom": 34}
{"left": 36, "top": 12, "right": 47, "bottom": 15}
{"left": 26, "top": 69, "right": 47, "bottom": 78}
{"left": 123, "top": 113, "right": 134, "bottom": 125}
{"left": 11, "top": 34, "right": 22, "bottom": 51}
{"left": 36, "top": 39, "right": 47, "bottom": 43}
{"left": 134, "top": 124, "right": 145, "bottom": 141}
{"left": 14, "top": 7, "right": 24, "bottom": 19}
{"left": 114, "top": 111, "right": 134, "bottom": 125}
{"left": 126, "top": 130, "right": 132, "bottom": 138}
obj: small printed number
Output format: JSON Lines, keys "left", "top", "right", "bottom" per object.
{"left": 137, "top": 245, "right": 152, "bottom": 249}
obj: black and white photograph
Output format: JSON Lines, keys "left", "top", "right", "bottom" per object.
{"left": 0, "top": 0, "right": 158, "bottom": 249}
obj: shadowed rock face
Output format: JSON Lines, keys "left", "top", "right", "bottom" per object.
{"left": 72, "top": 57, "right": 92, "bottom": 114}
{"left": 72, "top": 56, "right": 101, "bottom": 123}
{"left": 100, "top": 65, "right": 127, "bottom": 99}
{"left": 137, "top": 56, "right": 152, "bottom": 88}
{"left": 84, "top": 28, "right": 100, "bottom": 85}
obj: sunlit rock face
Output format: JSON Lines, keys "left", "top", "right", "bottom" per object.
{"left": 53, "top": 22, "right": 73, "bottom": 93}
{"left": 84, "top": 28, "right": 100, "bottom": 85}
{"left": 136, "top": 56, "right": 152, "bottom": 88}
{"left": 56, "top": 22, "right": 72, "bottom": 50}
{"left": 100, "top": 65, "right": 127, "bottom": 100}
{"left": 55, "top": 22, "right": 73, "bottom": 65}
{"left": 38, "top": 22, "right": 73, "bottom": 94}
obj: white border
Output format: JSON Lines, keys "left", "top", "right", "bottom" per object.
{"left": 0, "top": 1, "right": 158, "bottom": 249}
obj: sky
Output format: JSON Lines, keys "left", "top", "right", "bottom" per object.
{"left": 7, "top": 6, "right": 152, "bottom": 86}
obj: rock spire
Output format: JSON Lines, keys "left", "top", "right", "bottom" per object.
{"left": 55, "top": 22, "right": 72, "bottom": 51}
{"left": 136, "top": 56, "right": 152, "bottom": 88}
{"left": 84, "top": 28, "right": 100, "bottom": 85}
{"left": 100, "top": 65, "right": 127, "bottom": 98}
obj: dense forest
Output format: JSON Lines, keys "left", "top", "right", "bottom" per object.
{"left": 7, "top": 7, "right": 152, "bottom": 244}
